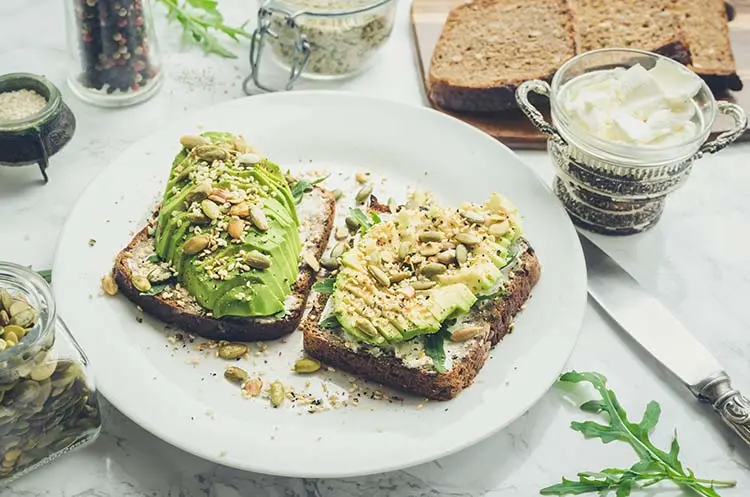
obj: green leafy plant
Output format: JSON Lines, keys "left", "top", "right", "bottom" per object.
{"left": 349, "top": 207, "right": 381, "bottom": 234}
{"left": 139, "top": 282, "right": 170, "bottom": 296}
{"left": 319, "top": 315, "right": 340, "bottom": 329}
{"left": 37, "top": 269, "right": 52, "bottom": 284}
{"left": 541, "top": 371, "right": 736, "bottom": 497}
{"left": 290, "top": 175, "right": 330, "bottom": 204}
{"left": 157, "top": 0, "right": 251, "bottom": 59}
{"left": 313, "top": 278, "right": 335, "bottom": 294}
{"left": 422, "top": 321, "right": 455, "bottom": 373}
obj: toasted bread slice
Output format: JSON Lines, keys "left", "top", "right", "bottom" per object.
{"left": 112, "top": 186, "right": 335, "bottom": 342}
{"left": 302, "top": 241, "right": 541, "bottom": 401}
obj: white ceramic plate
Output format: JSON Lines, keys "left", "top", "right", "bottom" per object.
{"left": 53, "top": 92, "right": 586, "bottom": 478}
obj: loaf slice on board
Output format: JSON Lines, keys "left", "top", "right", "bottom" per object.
{"left": 427, "top": 0, "right": 576, "bottom": 113}
{"left": 569, "top": 0, "right": 692, "bottom": 65}
{"left": 668, "top": 0, "right": 742, "bottom": 91}
{"left": 112, "top": 186, "right": 335, "bottom": 342}
{"left": 302, "top": 242, "right": 541, "bottom": 401}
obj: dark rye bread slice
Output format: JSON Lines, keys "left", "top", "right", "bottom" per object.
{"left": 668, "top": 0, "right": 742, "bottom": 91}
{"left": 569, "top": 0, "right": 691, "bottom": 65}
{"left": 302, "top": 242, "right": 541, "bottom": 401}
{"left": 112, "top": 186, "right": 335, "bottom": 342}
{"left": 428, "top": 0, "right": 576, "bottom": 113}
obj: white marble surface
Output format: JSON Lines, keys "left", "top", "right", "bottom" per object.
{"left": 2, "top": 0, "right": 750, "bottom": 495}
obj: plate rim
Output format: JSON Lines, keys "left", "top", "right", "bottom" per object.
{"left": 52, "top": 90, "right": 587, "bottom": 478}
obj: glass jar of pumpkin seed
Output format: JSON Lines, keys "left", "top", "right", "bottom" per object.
{"left": 0, "top": 262, "right": 101, "bottom": 484}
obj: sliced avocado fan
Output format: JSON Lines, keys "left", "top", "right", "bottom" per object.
{"left": 331, "top": 193, "right": 522, "bottom": 345}
{"left": 154, "top": 132, "right": 301, "bottom": 318}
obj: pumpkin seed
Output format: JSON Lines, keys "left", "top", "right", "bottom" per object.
{"left": 243, "top": 377, "right": 263, "bottom": 397}
{"left": 101, "top": 275, "right": 118, "bottom": 296}
{"left": 200, "top": 199, "right": 221, "bottom": 220}
{"left": 147, "top": 267, "right": 172, "bottom": 284}
{"left": 30, "top": 360, "right": 57, "bottom": 382}
{"left": 319, "top": 257, "right": 340, "bottom": 270}
{"left": 237, "top": 153, "right": 260, "bottom": 165}
{"left": 224, "top": 366, "right": 249, "bottom": 383}
{"left": 8, "top": 301, "right": 29, "bottom": 318}
{"left": 334, "top": 226, "right": 348, "bottom": 240}
{"left": 368, "top": 265, "right": 391, "bottom": 287}
{"left": 0, "top": 290, "right": 12, "bottom": 313}
{"left": 244, "top": 251, "right": 272, "bottom": 270}
{"left": 411, "top": 280, "right": 437, "bottom": 291}
{"left": 0, "top": 310, "right": 8, "bottom": 326}
{"left": 249, "top": 205, "right": 270, "bottom": 231}
{"left": 186, "top": 181, "right": 213, "bottom": 203}
{"left": 3, "top": 331, "right": 18, "bottom": 345}
{"left": 456, "top": 244, "right": 469, "bottom": 266}
{"left": 131, "top": 275, "right": 151, "bottom": 293}
{"left": 355, "top": 183, "right": 373, "bottom": 204}
{"left": 269, "top": 381, "right": 285, "bottom": 407}
{"left": 460, "top": 210, "right": 486, "bottom": 224}
{"left": 345, "top": 216, "right": 360, "bottom": 232}
{"left": 218, "top": 343, "right": 248, "bottom": 360}
{"left": 419, "top": 231, "right": 445, "bottom": 243}
{"left": 0, "top": 339, "right": 6, "bottom": 352}
{"left": 333, "top": 189, "right": 344, "bottom": 201}
{"left": 489, "top": 220, "right": 511, "bottom": 237}
{"left": 330, "top": 242, "right": 348, "bottom": 259}
{"left": 437, "top": 250, "right": 456, "bottom": 265}
{"left": 398, "top": 242, "right": 410, "bottom": 260}
{"left": 420, "top": 263, "right": 447, "bottom": 277}
{"left": 194, "top": 145, "right": 228, "bottom": 162}
{"left": 187, "top": 212, "right": 210, "bottom": 225}
{"left": 183, "top": 234, "right": 210, "bottom": 255}
{"left": 389, "top": 271, "right": 410, "bottom": 283}
{"left": 293, "top": 358, "right": 321, "bottom": 374}
{"left": 229, "top": 202, "right": 250, "bottom": 218}
{"left": 455, "top": 232, "right": 481, "bottom": 246}
{"left": 355, "top": 171, "right": 370, "bottom": 184}
{"left": 227, "top": 219, "right": 245, "bottom": 240}
{"left": 355, "top": 318, "right": 378, "bottom": 338}
{"left": 451, "top": 325, "right": 487, "bottom": 342}
{"left": 2, "top": 326, "right": 24, "bottom": 339}
{"left": 303, "top": 252, "right": 320, "bottom": 272}
{"left": 233, "top": 137, "right": 252, "bottom": 153}
{"left": 419, "top": 244, "right": 440, "bottom": 257}
{"left": 180, "top": 134, "right": 210, "bottom": 149}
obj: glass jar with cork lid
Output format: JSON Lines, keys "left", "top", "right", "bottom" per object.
{"left": 516, "top": 48, "right": 748, "bottom": 235}
{"left": 0, "top": 262, "right": 101, "bottom": 484}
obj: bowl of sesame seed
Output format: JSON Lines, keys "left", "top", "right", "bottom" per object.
{"left": 0, "top": 73, "right": 76, "bottom": 183}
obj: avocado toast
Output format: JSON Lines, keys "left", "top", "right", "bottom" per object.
{"left": 302, "top": 193, "right": 540, "bottom": 400}
{"left": 112, "top": 132, "right": 335, "bottom": 341}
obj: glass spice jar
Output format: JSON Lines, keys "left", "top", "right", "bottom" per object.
{"left": 0, "top": 263, "right": 101, "bottom": 485}
{"left": 244, "top": 0, "right": 397, "bottom": 92}
{"left": 516, "top": 49, "right": 748, "bottom": 235}
{"left": 64, "top": 0, "right": 163, "bottom": 107}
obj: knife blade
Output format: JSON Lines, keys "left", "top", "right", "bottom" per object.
{"left": 579, "top": 232, "right": 750, "bottom": 445}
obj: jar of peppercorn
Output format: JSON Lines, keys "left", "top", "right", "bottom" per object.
{"left": 0, "top": 262, "right": 102, "bottom": 484}
{"left": 64, "top": 0, "right": 163, "bottom": 107}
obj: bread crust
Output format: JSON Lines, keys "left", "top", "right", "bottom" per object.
{"left": 112, "top": 187, "right": 336, "bottom": 342}
{"left": 302, "top": 243, "right": 541, "bottom": 401}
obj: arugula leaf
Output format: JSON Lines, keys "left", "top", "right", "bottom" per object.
{"left": 319, "top": 314, "right": 340, "bottom": 329}
{"left": 290, "top": 175, "right": 329, "bottom": 204}
{"left": 348, "top": 207, "right": 381, "bottom": 234}
{"left": 369, "top": 211, "right": 382, "bottom": 225}
{"left": 540, "top": 371, "right": 736, "bottom": 497}
{"left": 147, "top": 255, "right": 161, "bottom": 263}
{"left": 157, "top": 0, "right": 251, "bottom": 59}
{"left": 140, "top": 283, "right": 170, "bottom": 296}
{"left": 37, "top": 269, "right": 52, "bottom": 283}
{"left": 423, "top": 323, "right": 453, "bottom": 374}
{"left": 313, "top": 278, "right": 335, "bottom": 294}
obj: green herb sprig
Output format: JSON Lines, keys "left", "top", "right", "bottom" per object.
{"left": 313, "top": 278, "right": 335, "bottom": 294}
{"left": 290, "top": 175, "right": 330, "bottom": 204}
{"left": 541, "top": 371, "right": 736, "bottom": 497}
{"left": 422, "top": 321, "right": 454, "bottom": 373}
{"left": 349, "top": 208, "right": 381, "bottom": 234}
{"left": 157, "top": 0, "right": 251, "bottom": 59}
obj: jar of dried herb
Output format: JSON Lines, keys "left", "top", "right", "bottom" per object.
{"left": 245, "top": 0, "right": 398, "bottom": 92}
{"left": 0, "top": 262, "right": 101, "bottom": 484}
{"left": 64, "top": 0, "right": 164, "bottom": 107}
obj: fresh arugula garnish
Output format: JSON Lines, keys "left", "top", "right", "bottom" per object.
{"left": 349, "top": 208, "right": 382, "bottom": 234}
{"left": 540, "top": 371, "right": 736, "bottom": 496}
{"left": 319, "top": 314, "right": 340, "bottom": 329}
{"left": 147, "top": 255, "right": 161, "bottom": 263}
{"left": 37, "top": 269, "right": 52, "bottom": 283}
{"left": 157, "top": 0, "right": 251, "bottom": 59}
{"left": 140, "top": 283, "right": 170, "bottom": 296}
{"left": 290, "top": 175, "right": 330, "bottom": 204}
{"left": 423, "top": 321, "right": 454, "bottom": 374}
{"left": 313, "top": 278, "right": 335, "bottom": 294}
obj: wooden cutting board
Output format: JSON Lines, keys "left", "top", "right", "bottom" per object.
{"left": 411, "top": 0, "right": 750, "bottom": 149}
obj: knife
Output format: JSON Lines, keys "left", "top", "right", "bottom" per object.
{"left": 579, "top": 232, "right": 750, "bottom": 445}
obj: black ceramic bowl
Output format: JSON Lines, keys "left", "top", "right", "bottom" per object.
{"left": 0, "top": 73, "right": 76, "bottom": 183}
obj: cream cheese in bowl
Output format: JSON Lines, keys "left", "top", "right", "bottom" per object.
{"left": 559, "top": 60, "right": 703, "bottom": 147}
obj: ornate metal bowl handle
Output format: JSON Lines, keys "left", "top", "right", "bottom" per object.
{"left": 695, "top": 101, "right": 748, "bottom": 160}
{"left": 691, "top": 372, "right": 750, "bottom": 446}
{"left": 515, "top": 80, "right": 567, "bottom": 149}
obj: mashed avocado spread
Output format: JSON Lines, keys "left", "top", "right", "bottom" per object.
{"left": 154, "top": 132, "right": 301, "bottom": 318}
{"left": 331, "top": 192, "right": 521, "bottom": 345}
